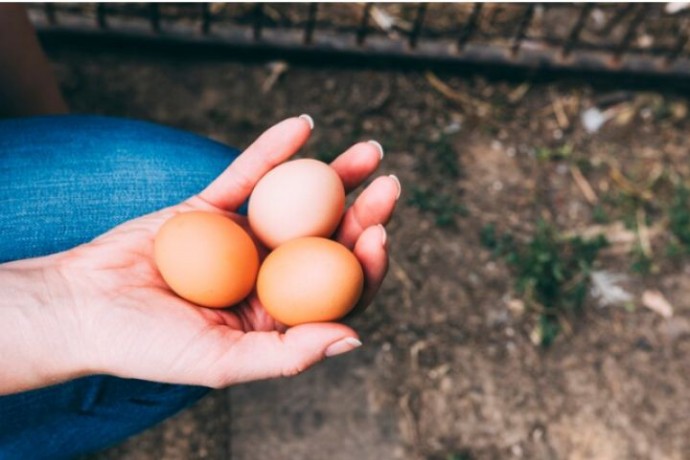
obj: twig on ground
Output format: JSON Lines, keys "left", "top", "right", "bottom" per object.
{"left": 549, "top": 88, "right": 570, "bottom": 129}
{"left": 645, "top": 163, "right": 665, "bottom": 189}
{"left": 262, "top": 61, "right": 289, "bottom": 94}
{"left": 609, "top": 165, "right": 654, "bottom": 201}
{"left": 570, "top": 165, "right": 598, "bottom": 205}
{"left": 563, "top": 219, "right": 667, "bottom": 255}
{"left": 425, "top": 71, "right": 492, "bottom": 114}
{"left": 390, "top": 257, "right": 414, "bottom": 310}
{"left": 508, "top": 83, "right": 530, "bottom": 104}
{"left": 399, "top": 393, "right": 423, "bottom": 459}
{"left": 636, "top": 207, "right": 652, "bottom": 258}
{"left": 361, "top": 79, "right": 392, "bottom": 115}
{"left": 410, "top": 340, "right": 429, "bottom": 372}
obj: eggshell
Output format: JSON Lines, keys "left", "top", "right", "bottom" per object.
{"left": 256, "top": 237, "right": 364, "bottom": 326}
{"left": 248, "top": 159, "right": 345, "bottom": 248}
{"left": 154, "top": 211, "right": 259, "bottom": 308}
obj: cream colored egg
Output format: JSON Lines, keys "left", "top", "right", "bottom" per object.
{"left": 248, "top": 159, "right": 345, "bottom": 249}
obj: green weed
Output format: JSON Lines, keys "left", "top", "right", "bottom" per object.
{"left": 408, "top": 187, "right": 467, "bottom": 228}
{"left": 480, "top": 223, "right": 514, "bottom": 256}
{"left": 592, "top": 204, "right": 609, "bottom": 224}
{"left": 482, "top": 221, "right": 607, "bottom": 346}
{"left": 666, "top": 241, "right": 684, "bottom": 259}
{"left": 447, "top": 454, "right": 472, "bottom": 460}
{"left": 435, "top": 136, "right": 461, "bottom": 179}
{"left": 418, "top": 135, "right": 462, "bottom": 179}
{"left": 670, "top": 184, "right": 690, "bottom": 250}
{"left": 631, "top": 243, "right": 653, "bottom": 274}
{"left": 535, "top": 144, "right": 573, "bottom": 162}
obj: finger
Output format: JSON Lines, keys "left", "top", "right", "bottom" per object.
{"left": 336, "top": 175, "right": 400, "bottom": 249}
{"left": 349, "top": 224, "right": 388, "bottom": 316}
{"left": 329, "top": 141, "right": 383, "bottom": 193}
{"left": 215, "top": 323, "right": 360, "bottom": 386}
{"left": 198, "top": 115, "right": 313, "bottom": 211}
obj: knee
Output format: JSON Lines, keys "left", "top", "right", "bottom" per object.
{"left": 76, "top": 116, "right": 241, "bottom": 198}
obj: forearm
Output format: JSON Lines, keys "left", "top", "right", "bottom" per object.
{"left": 0, "top": 257, "right": 85, "bottom": 395}
{"left": 0, "top": 4, "right": 68, "bottom": 118}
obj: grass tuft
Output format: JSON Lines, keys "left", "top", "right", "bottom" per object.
{"left": 482, "top": 220, "right": 607, "bottom": 346}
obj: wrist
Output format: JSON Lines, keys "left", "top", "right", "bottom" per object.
{"left": 0, "top": 254, "right": 90, "bottom": 394}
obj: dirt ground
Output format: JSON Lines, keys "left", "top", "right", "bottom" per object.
{"left": 47, "top": 43, "right": 690, "bottom": 460}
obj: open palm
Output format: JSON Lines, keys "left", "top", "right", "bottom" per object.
{"left": 54, "top": 117, "right": 399, "bottom": 388}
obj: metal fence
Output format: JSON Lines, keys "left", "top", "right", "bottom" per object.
{"left": 28, "top": 3, "right": 690, "bottom": 82}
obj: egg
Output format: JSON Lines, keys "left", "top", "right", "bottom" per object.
{"left": 256, "top": 237, "right": 364, "bottom": 326}
{"left": 154, "top": 211, "right": 259, "bottom": 308}
{"left": 248, "top": 159, "right": 345, "bottom": 248}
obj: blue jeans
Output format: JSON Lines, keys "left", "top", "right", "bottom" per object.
{"left": 0, "top": 115, "right": 241, "bottom": 458}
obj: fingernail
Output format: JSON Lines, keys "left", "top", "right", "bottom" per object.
{"left": 325, "top": 337, "right": 362, "bottom": 357}
{"left": 298, "top": 114, "right": 314, "bottom": 130}
{"left": 368, "top": 140, "right": 384, "bottom": 160}
{"left": 389, "top": 174, "right": 402, "bottom": 200}
{"left": 378, "top": 224, "right": 387, "bottom": 246}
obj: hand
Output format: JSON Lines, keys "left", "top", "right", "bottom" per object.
{"left": 0, "top": 117, "right": 399, "bottom": 394}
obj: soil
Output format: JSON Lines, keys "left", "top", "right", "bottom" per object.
{"left": 47, "top": 40, "right": 690, "bottom": 460}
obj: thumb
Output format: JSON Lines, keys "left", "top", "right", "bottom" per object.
{"left": 215, "top": 324, "right": 361, "bottom": 386}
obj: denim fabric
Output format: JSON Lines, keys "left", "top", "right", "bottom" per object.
{"left": 0, "top": 115, "right": 243, "bottom": 262}
{"left": 0, "top": 115, "right": 241, "bottom": 458}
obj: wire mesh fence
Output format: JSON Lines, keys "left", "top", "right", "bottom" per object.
{"left": 28, "top": 3, "right": 690, "bottom": 81}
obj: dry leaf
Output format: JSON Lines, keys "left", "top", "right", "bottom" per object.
{"left": 425, "top": 71, "right": 492, "bottom": 114}
{"left": 590, "top": 271, "right": 633, "bottom": 307}
{"left": 642, "top": 290, "right": 674, "bottom": 318}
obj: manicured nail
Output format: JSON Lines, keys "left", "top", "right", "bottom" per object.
{"left": 368, "top": 140, "right": 384, "bottom": 160}
{"left": 298, "top": 114, "right": 314, "bottom": 130}
{"left": 325, "top": 337, "right": 362, "bottom": 357}
{"left": 378, "top": 224, "right": 387, "bottom": 246}
{"left": 389, "top": 174, "right": 402, "bottom": 200}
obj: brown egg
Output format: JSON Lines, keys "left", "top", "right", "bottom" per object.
{"left": 256, "top": 237, "right": 364, "bottom": 326}
{"left": 248, "top": 159, "right": 345, "bottom": 248}
{"left": 154, "top": 211, "right": 259, "bottom": 308}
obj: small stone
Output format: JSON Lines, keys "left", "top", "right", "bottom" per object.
{"left": 671, "top": 101, "right": 687, "bottom": 120}
{"left": 443, "top": 121, "right": 462, "bottom": 134}
{"left": 511, "top": 444, "right": 523, "bottom": 457}
{"left": 581, "top": 107, "right": 608, "bottom": 133}
{"left": 507, "top": 298, "right": 526, "bottom": 315}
